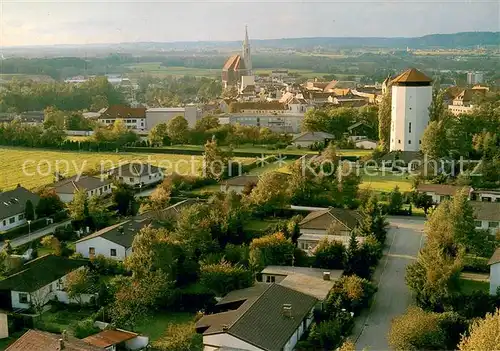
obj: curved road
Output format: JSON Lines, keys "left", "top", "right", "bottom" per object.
{"left": 354, "top": 216, "right": 426, "bottom": 350}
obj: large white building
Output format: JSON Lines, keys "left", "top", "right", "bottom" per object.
{"left": 467, "top": 72, "right": 484, "bottom": 85}
{"left": 390, "top": 68, "right": 433, "bottom": 152}
{"left": 145, "top": 106, "right": 201, "bottom": 129}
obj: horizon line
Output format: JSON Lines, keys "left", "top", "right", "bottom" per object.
{"left": 2, "top": 30, "right": 498, "bottom": 49}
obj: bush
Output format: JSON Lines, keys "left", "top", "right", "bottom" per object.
{"left": 89, "top": 255, "right": 127, "bottom": 276}
{"left": 200, "top": 260, "right": 253, "bottom": 296}
{"left": 71, "top": 318, "right": 100, "bottom": 339}
{"left": 463, "top": 255, "right": 489, "bottom": 273}
{"left": 313, "top": 239, "right": 345, "bottom": 270}
{"left": 169, "top": 283, "right": 217, "bottom": 313}
{"left": 324, "top": 275, "right": 377, "bottom": 317}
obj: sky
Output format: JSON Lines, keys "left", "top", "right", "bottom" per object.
{"left": 1, "top": 0, "right": 499, "bottom": 46}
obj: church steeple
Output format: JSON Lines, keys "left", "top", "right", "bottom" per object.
{"left": 242, "top": 25, "right": 252, "bottom": 75}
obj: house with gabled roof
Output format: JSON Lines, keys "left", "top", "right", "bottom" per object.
{"left": 0, "top": 186, "right": 40, "bottom": 231}
{"left": 471, "top": 201, "right": 500, "bottom": 233}
{"left": 108, "top": 162, "right": 164, "bottom": 188}
{"left": 297, "top": 208, "right": 364, "bottom": 253}
{"left": 220, "top": 175, "right": 259, "bottom": 194}
{"left": 196, "top": 283, "right": 317, "bottom": 351}
{"left": 292, "top": 131, "right": 334, "bottom": 148}
{"left": 75, "top": 218, "right": 154, "bottom": 260}
{"left": 6, "top": 329, "right": 105, "bottom": 351}
{"left": 0, "top": 255, "right": 90, "bottom": 311}
{"left": 416, "top": 184, "right": 472, "bottom": 204}
{"left": 52, "top": 175, "right": 112, "bottom": 203}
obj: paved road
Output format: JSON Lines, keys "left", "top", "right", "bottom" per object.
{"left": 0, "top": 220, "right": 72, "bottom": 250}
{"left": 354, "top": 216, "right": 426, "bottom": 351}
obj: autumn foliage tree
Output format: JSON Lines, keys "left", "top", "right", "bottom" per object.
{"left": 459, "top": 308, "right": 500, "bottom": 351}
{"left": 249, "top": 232, "right": 295, "bottom": 270}
{"left": 200, "top": 259, "right": 253, "bottom": 296}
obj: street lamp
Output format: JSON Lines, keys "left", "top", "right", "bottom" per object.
{"left": 27, "top": 220, "right": 32, "bottom": 244}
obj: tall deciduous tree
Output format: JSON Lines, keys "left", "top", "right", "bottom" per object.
{"left": 249, "top": 232, "right": 295, "bottom": 270}
{"left": 148, "top": 122, "right": 169, "bottom": 146}
{"left": 459, "top": 308, "right": 500, "bottom": 351}
{"left": 36, "top": 188, "right": 65, "bottom": 218}
{"left": 248, "top": 172, "right": 290, "bottom": 215}
{"left": 202, "top": 138, "right": 231, "bottom": 181}
{"left": 200, "top": 259, "right": 253, "bottom": 296}
{"left": 167, "top": 116, "right": 189, "bottom": 144}
{"left": 65, "top": 267, "right": 95, "bottom": 305}
{"left": 428, "top": 88, "right": 445, "bottom": 122}
{"left": 378, "top": 92, "right": 392, "bottom": 152}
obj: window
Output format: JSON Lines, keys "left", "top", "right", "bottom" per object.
{"left": 90, "top": 190, "right": 94, "bottom": 196}
{"left": 2, "top": 220, "right": 5, "bottom": 226}
{"left": 474, "top": 221, "right": 482, "bottom": 227}
{"left": 409, "top": 122, "right": 412, "bottom": 133}
{"left": 89, "top": 247, "right": 95, "bottom": 257}
{"left": 110, "top": 249, "right": 117, "bottom": 257}
{"left": 398, "top": 140, "right": 401, "bottom": 144}
{"left": 49, "top": 283, "right": 53, "bottom": 292}
{"left": 489, "top": 222, "right": 499, "bottom": 228}
{"left": 149, "top": 175, "right": 152, "bottom": 180}
{"left": 129, "top": 177, "right": 134, "bottom": 182}
{"left": 9, "top": 217, "right": 15, "bottom": 224}
{"left": 419, "top": 140, "right": 421, "bottom": 144}
{"left": 99, "top": 188, "right": 103, "bottom": 195}
{"left": 408, "top": 140, "right": 411, "bottom": 144}
{"left": 266, "top": 275, "right": 275, "bottom": 283}
{"left": 18, "top": 213, "right": 25, "bottom": 221}
{"left": 19, "top": 293, "right": 28, "bottom": 304}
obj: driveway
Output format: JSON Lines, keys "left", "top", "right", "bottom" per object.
{"left": 0, "top": 220, "right": 72, "bottom": 250}
{"left": 354, "top": 216, "right": 426, "bottom": 350}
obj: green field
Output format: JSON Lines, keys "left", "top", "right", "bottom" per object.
{"left": 134, "top": 312, "right": 196, "bottom": 342}
{"left": 360, "top": 171, "right": 414, "bottom": 193}
{"left": 0, "top": 147, "right": 252, "bottom": 190}
{"left": 125, "top": 63, "right": 220, "bottom": 78}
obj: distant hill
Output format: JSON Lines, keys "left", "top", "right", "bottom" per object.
{"left": 3, "top": 32, "right": 498, "bottom": 57}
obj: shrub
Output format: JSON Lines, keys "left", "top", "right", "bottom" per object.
{"left": 89, "top": 255, "right": 127, "bottom": 276}
{"left": 313, "top": 239, "right": 345, "bottom": 269}
{"left": 324, "top": 275, "right": 377, "bottom": 317}
{"left": 71, "top": 318, "right": 100, "bottom": 339}
{"left": 200, "top": 260, "right": 253, "bottom": 296}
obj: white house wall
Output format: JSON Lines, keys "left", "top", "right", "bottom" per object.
{"left": 76, "top": 236, "right": 127, "bottom": 260}
{"left": 57, "top": 185, "right": 112, "bottom": 204}
{"left": 490, "top": 263, "right": 500, "bottom": 295}
{"left": 0, "top": 212, "right": 27, "bottom": 231}
{"left": 115, "top": 173, "right": 163, "bottom": 187}
{"left": 390, "top": 85, "right": 432, "bottom": 152}
{"left": 203, "top": 333, "right": 263, "bottom": 351}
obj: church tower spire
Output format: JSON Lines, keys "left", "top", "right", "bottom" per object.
{"left": 242, "top": 25, "right": 252, "bottom": 75}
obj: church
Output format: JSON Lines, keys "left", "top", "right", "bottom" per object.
{"left": 222, "top": 26, "right": 253, "bottom": 89}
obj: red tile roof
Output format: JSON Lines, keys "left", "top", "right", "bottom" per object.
{"left": 223, "top": 55, "right": 246, "bottom": 71}
{"left": 417, "top": 184, "right": 472, "bottom": 196}
{"left": 83, "top": 330, "right": 138, "bottom": 348}
{"left": 6, "top": 330, "right": 104, "bottom": 351}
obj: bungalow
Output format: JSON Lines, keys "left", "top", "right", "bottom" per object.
{"left": 297, "top": 208, "right": 363, "bottom": 253}
{"left": 472, "top": 188, "right": 500, "bottom": 203}
{"left": 488, "top": 248, "right": 500, "bottom": 295}
{"left": 5, "top": 329, "right": 105, "bottom": 351}
{"left": 108, "top": 162, "right": 164, "bottom": 188}
{"left": 196, "top": 283, "right": 317, "bottom": 351}
{"left": 292, "top": 131, "right": 334, "bottom": 148}
{"left": 260, "top": 266, "right": 343, "bottom": 303}
{"left": 220, "top": 175, "right": 259, "bottom": 194}
{"left": 0, "top": 255, "right": 90, "bottom": 311}
{"left": 471, "top": 201, "right": 500, "bottom": 233}
{"left": 0, "top": 186, "right": 40, "bottom": 232}
{"left": 416, "top": 184, "right": 472, "bottom": 204}
{"left": 75, "top": 218, "right": 153, "bottom": 260}
{"left": 52, "top": 176, "right": 112, "bottom": 203}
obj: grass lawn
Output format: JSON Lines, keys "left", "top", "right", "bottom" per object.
{"left": 248, "top": 160, "right": 294, "bottom": 176}
{"left": 459, "top": 278, "right": 489, "bottom": 294}
{"left": 243, "top": 218, "right": 282, "bottom": 232}
{"left": 360, "top": 171, "right": 414, "bottom": 193}
{"left": 0, "top": 147, "right": 252, "bottom": 190}
{"left": 133, "top": 312, "right": 196, "bottom": 342}
{"left": 35, "top": 308, "right": 95, "bottom": 334}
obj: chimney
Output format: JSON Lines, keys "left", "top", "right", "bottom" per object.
{"left": 282, "top": 303, "right": 292, "bottom": 318}
{"left": 58, "top": 338, "right": 64, "bottom": 350}
{"left": 323, "top": 272, "right": 331, "bottom": 281}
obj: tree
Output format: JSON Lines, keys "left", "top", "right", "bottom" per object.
{"left": 174, "top": 204, "right": 213, "bottom": 256}
{"left": 150, "top": 186, "right": 171, "bottom": 210}
{"left": 358, "top": 195, "right": 388, "bottom": 243}
{"left": 388, "top": 306, "right": 447, "bottom": 350}
{"left": 41, "top": 235, "right": 62, "bottom": 256}
{"left": 167, "top": 116, "right": 189, "bottom": 144}
{"left": 43, "top": 107, "right": 66, "bottom": 129}
{"left": 35, "top": 188, "right": 64, "bottom": 218}
{"left": 459, "top": 308, "right": 500, "bottom": 351}
{"left": 148, "top": 122, "right": 169, "bottom": 146}
{"left": 248, "top": 172, "right": 290, "bottom": 215}
{"left": 202, "top": 138, "right": 231, "bottom": 181}
{"left": 195, "top": 115, "right": 220, "bottom": 132}
{"left": 65, "top": 267, "right": 95, "bottom": 305}
{"left": 24, "top": 200, "right": 35, "bottom": 221}
{"left": 249, "top": 232, "right": 295, "bottom": 270}
{"left": 388, "top": 186, "right": 404, "bottom": 214}
{"left": 152, "top": 322, "right": 199, "bottom": 351}
{"left": 112, "top": 183, "right": 136, "bottom": 216}
{"left": 428, "top": 88, "right": 445, "bottom": 122}
{"left": 313, "top": 239, "right": 345, "bottom": 269}
{"left": 378, "top": 91, "right": 392, "bottom": 152}
{"left": 421, "top": 120, "right": 448, "bottom": 159}
{"left": 200, "top": 259, "right": 253, "bottom": 296}
{"left": 411, "top": 191, "right": 434, "bottom": 215}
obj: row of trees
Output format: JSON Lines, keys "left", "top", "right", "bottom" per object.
{"left": 388, "top": 190, "right": 499, "bottom": 350}
{"left": 148, "top": 114, "right": 289, "bottom": 147}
